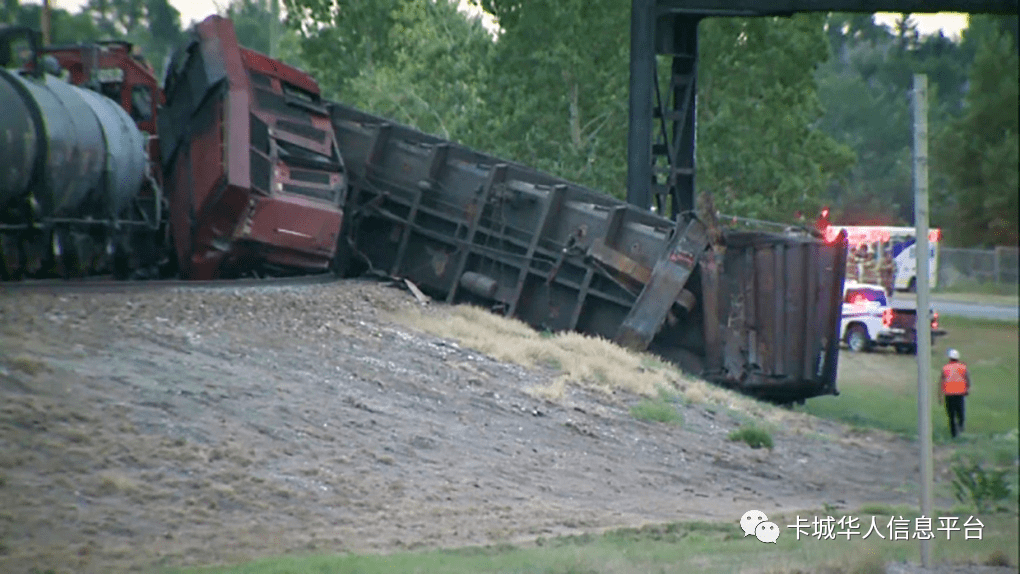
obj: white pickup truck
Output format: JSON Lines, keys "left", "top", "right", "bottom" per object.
{"left": 840, "top": 282, "right": 945, "bottom": 354}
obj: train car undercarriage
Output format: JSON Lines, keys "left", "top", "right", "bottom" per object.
{"left": 329, "top": 103, "right": 849, "bottom": 403}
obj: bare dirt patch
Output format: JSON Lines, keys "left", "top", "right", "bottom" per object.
{"left": 0, "top": 280, "right": 961, "bottom": 573}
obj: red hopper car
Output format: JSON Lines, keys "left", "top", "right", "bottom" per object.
{"left": 158, "top": 16, "right": 345, "bottom": 279}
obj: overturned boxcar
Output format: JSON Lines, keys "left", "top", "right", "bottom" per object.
{"left": 328, "top": 103, "right": 849, "bottom": 403}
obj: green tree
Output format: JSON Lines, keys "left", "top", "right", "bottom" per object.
{"left": 2, "top": 0, "right": 20, "bottom": 24}
{"left": 141, "top": 0, "right": 184, "bottom": 78}
{"left": 283, "top": 0, "right": 402, "bottom": 96}
{"left": 70, "top": 0, "right": 184, "bottom": 78}
{"left": 289, "top": 0, "right": 856, "bottom": 219}
{"left": 816, "top": 13, "right": 973, "bottom": 226}
{"left": 476, "top": 3, "right": 852, "bottom": 215}
{"left": 471, "top": 0, "right": 630, "bottom": 195}
{"left": 934, "top": 16, "right": 1019, "bottom": 247}
{"left": 341, "top": 0, "right": 493, "bottom": 141}
{"left": 221, "top": 0, "right": 306, "bottom": 70}
{"left": 6, "top": 3, "right": 102, "bottom": 45}
{"left": 696, "top": 14, "right": 855, "bottom": 221}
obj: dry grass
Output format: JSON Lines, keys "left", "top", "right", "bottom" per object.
{"left": 392, "top": 303, "right": 812, "bottom": 429}
{"left": 92, "top": 472, "right": 139, "bottom": 497}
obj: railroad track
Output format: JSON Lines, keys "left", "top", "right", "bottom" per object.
{"left": 0, "top": 273, "right": 342, "bottom": 295}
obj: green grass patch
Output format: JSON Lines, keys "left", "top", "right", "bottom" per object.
{"left": 6, "top": 355, "right": 48, "bottom": 376}
{"left": 804, "top": 315, "right": 1019, "bottom": 440}
{"left": 935, "top": 279, "right": 1019, "bottom": 298}
{"left": 801, "top": 315, "right": 1019, "bottom": 519}
{"left": 728, "top": 424, "right": 775, "bottom": 449}
{"left": 630, "top": 387, "right": 684, "bottom": 426}
{"left": 169, "top": 512, "right": 1018, "bottom": 574}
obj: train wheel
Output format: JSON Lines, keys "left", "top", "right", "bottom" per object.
{"left": 159, "top": 231, "right": 181, "bottom": 278}
{"left": 23, "top": 233, "right": 49, "bottom": 277}
{"left": 52, "top": 230, "right": 83, "bottom": 279}
{"left": 112, "top": 234, "right": 136, "bottom": 280}
{"left": 1, "top": 235, "right": 24, "bottom": 280}
{"left": 73, "top": 233, "right": 102, "bottom": 275}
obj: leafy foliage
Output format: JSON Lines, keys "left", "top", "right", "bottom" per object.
{"left": 816, "top": 13, "right": 1018, "bottom": 248}
{"left": 697, "top": 14, "right": 855, "bottom": 221}
{"left": 283, "top": 0, "right": 403, "bottom": 96}
{"left": 288, "top": 0, "right": 851, "bottom": 213}
{"left": 84, "top": 0, "right": 185, "bottom": 78}
{"left": 816, "top": 14, "right": 971, "bottom": 225}
{"left": 951, "top": 460, "right": 1013, "bottom": 513}
{"left": 342, "top": 0, "right": 493, "bottom": 141}
{"left": 934, "top": 16, "right": 1019, "bottom": 247}
{"left": 3, "top": 1, "right": 102, "bottom": 45}
{"left": 471, "top": 0, "right": 632, "bottom": 196}
{"left": 222, "top": 0, "right": 306, "bottom": 70}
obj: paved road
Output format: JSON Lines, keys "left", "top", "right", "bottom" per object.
{"left": 891, "top": 294, "right": 1019, "bottom": 322}
{"left": 930, "top": 299, "right": 1018, "bottom": 321}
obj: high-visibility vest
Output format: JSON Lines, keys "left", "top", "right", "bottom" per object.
{"left": 942, "top": 362, "right": 969, "bottom": 395}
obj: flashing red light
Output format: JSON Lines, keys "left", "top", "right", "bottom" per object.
{"left": 932, "top": 311, "right": 939, "bottom": 329}
{"left": 844, "top": 229, "right": 892, "bottom": 246}
{"left": 828, "top": 226, "right": 942, "bottom": 248}
{"left": 882, "top": 308, "right": 893, "bottom": 327}
{"left": 851, "top": 294, "right": 867, "bottom": 305}
{"left": 824, "top": 226, "right": 840, "bottom": 243}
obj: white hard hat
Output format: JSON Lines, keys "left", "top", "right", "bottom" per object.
{"left": 948, "top": 349, "right": 960, "bottom": 360}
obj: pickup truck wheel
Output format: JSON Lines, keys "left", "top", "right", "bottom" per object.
{"left": 847, "top": 325, "right": 871, "bottom": 353}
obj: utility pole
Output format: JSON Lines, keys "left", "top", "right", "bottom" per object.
{"left": 41, "top": 0, "right": 52, "bottom": 45}
{"left": 913, "top": 73, "right": 934, "bottom": 569}
{"left": 269, "top": 0, "right": 280, "bottom": 59}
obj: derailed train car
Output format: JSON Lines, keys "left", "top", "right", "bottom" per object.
{"left": 0, "top": 25, "right": 164, "bottom": 279}
{"left": 328, "top": 103, "right": 848, "bottom": 402}
{"left": 2, "top": 15, "right": 849, "bottom": 402}
{"left": 1, "top": 16, "right": 347, "bottom": 281}
{"left": 157, "top": 16, "right": 347, "bottom": 279}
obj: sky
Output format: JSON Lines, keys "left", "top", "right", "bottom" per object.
{"left": 35, "top": 0, "right": 970, "bottom": 39}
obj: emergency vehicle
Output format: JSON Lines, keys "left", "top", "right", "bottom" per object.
{"left": 841, "top": 281, "right": 945, "bottom": 354}
{"left": 826, "top": 225, "right": 941, "bottom": 292}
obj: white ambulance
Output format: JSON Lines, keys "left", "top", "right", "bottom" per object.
{"left": 826, "top": 225, "right": 940, "bottom": 292}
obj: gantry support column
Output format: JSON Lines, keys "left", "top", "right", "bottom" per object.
{"left": 626, "top": 0, "right": 656, "bottom": 214}
{"left": 627, "top": 1, "right": 701, "bottom": 219}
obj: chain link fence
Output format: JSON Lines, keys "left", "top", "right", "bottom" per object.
{"left": 939, "top": 246, "right": 1020, "bottom": 288}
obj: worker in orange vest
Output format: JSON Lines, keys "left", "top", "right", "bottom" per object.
{"left": 939, "top": 348, "right": 971, "bottom": 438}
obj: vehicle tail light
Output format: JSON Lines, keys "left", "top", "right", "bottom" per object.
{"left": 932, "top": 312, "right": 939, "bottom": 329}
{"left": 882, "top": 308, "right": 893, "bottom": 327}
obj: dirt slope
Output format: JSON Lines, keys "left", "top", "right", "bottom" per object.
{"left": 0, "top": 280, "right": 935, "bottom": 573}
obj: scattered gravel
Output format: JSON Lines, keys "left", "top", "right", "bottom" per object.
{"left": 0, "top": 279, "right": 1011, "bottom": 573}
